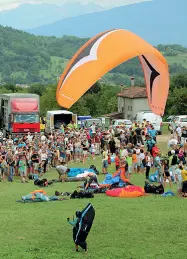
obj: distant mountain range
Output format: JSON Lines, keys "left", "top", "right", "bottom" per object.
{"left": 26, "top": 0, "right": 187, "bottom": 46}
{"left": 0, "top": 3, "right": 104, "bottom": 29}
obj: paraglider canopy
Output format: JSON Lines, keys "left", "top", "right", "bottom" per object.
{"left": 56, "top": 29, "right": 169, "bottom": 115}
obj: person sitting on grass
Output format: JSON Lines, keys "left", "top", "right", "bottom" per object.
{"left": 56, "top": 162, "right": 70, "bottom": 182}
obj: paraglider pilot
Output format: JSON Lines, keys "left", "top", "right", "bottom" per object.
{"left": 67, "top": 203, "right": 95, "bottom": 253}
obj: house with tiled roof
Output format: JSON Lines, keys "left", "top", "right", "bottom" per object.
{"left": 117, "top": 78, "right": 150, "bottom": 120}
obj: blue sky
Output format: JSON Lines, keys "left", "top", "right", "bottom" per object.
{"left": 0, "top": 0, "right": 149, "bottom": 10}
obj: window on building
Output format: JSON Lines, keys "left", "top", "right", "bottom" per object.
{"left": 128, "top": 106, "right": 132, "bottom": 111}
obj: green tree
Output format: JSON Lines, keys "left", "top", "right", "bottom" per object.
{"left": 28, "top": 84, "right": 46, "bottom": 96}
{"left": 40, "top": 84, "right": 60, "bottom": 115}
{"left": 166, "top": 87, "right": 187, "bottom": 115}
{"left": 170, "top": 73, "right": 187, "bottom": 90}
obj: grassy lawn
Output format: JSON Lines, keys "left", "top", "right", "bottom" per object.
{"left": 1, "top": 136, "right": 186, "bottom": 259}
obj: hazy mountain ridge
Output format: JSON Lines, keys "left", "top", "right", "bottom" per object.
{"left": 0, "top": 3, "right": 104, "bottom": 29}
{"left": 27, "top": 0, "right": 187, "bottom": 46}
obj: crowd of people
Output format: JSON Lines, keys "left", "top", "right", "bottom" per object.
{"left": 0, "top": 119, "right": 187, "bottom": 196}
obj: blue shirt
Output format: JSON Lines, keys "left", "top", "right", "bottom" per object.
{"left": 18, "top": 143, "right": 26, "bottom": 148}
{"left": 155, "top": 156, "right": 161, "bottom": 168}
{"left": 148, "top": 129, "right": 157, "bottom": 137}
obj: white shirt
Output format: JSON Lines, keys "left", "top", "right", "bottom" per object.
{"left": 27, "top": 134, "right": 33, "bottom": 142}
{"left": 41, "top": 135, "right": 46, "bottom": 142}
{"left": 56, "top": 165, "right": 67, "bottom": 175}
{"left": 121, "top": 149, "right": 128, "bottom": 158}
{"left": 140, "top": 153, "right": 145, "bottom": 161}
{"left": 76, "top": 171, "right": 92, "bottom": 178}
{"left": 41, "top": 152, "right": 47, "bottom": 161}
{"left": 91, "top": 144, "right": 95, "bottom": 152}
{"left": 146, "top": 156, "right": 151, "bottom": 167}
{"left": 91, "top": 125, "right": 96, "bottom": 133}
{"left": 176, "top": 127, "right": 182, "bottom": 136}
{"left": 7, "top": 139, "right": 13, "bottom": 145}
{"left": 168, "top": 139, "right": 178, "bottom": 147}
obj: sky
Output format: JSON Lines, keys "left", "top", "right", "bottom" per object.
{"left": 0, "top": 0, "right": 149, "bottom": 11}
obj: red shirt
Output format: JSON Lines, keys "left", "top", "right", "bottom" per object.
{"left": 115, "top": 156, "right": 120, "bottom": 166}
{"left": 152, "top": 146, "right": 159, "bottom": 157}
{"left": 95, "top": 136, "right": 100, "bottom": 143}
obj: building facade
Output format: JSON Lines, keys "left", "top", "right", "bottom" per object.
{"left": 117, "top": 86, "right": 150, "bottom": 120}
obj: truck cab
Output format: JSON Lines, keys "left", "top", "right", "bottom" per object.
{"left": 0, "top": 93, "right": 40, "bottom": 136}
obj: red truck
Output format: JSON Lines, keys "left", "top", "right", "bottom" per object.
{"left": 0, "top": 93, "right": 40, "bottom": 136}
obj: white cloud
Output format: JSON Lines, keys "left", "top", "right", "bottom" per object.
{"left": 0, "top": 0, "right": 149, "bottom": 11}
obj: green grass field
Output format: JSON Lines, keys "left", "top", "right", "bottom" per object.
{"left": 1, "top": 142, "right": 187, "bottom": 259}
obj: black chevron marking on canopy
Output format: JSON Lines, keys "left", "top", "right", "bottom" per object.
{"left": 142, "top": 55, "right": 160, "bottom": 103}
{"left": 59, "top": 29, "right": 116, "bottom": 90}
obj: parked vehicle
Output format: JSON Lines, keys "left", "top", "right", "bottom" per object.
{"left": 0, "top": 93, "right": 40, "bottom": 136}
{"left": 135, "top": 111, "right": 162, "bottom": 135}
{"left": 45, "top": 110, "right": 77, "bottom": 134}
{"left": 97, "top": 117, "right": 110, "bottom": 130}
{"left": 83, "top": 118, "right": 102, "bottom": 129}
{"left": 112, "top": 119, "right": 132, "bottom": 136}
{"left": 166, "top": 115, "right": 175, "bottom": 123}
{"left": 77, "top": 116, "right": 92, "bottom": 129}
{"left": 172, "top": 115, "right": 187, "bottom": 128}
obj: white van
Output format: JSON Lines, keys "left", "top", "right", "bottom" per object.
{"left": 135, "top": 111, "right": 162, "bottom": 135}
{"left": 173, "top": 115, "right": 187, "bottom": 128}
{"left": 45, "top": 110, "right": 77, "bottom": 134}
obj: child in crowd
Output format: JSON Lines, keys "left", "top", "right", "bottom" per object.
{"left": 162, "top": 159, "right": 172, "bottom": 189}
{"left": 126, "top": 153, "right": 132, "bottom": 181}
{"left": 132, "top": 150, "right": 137, "bottom": 174}
{"left": 115, "top": 153, "right": 121, "bottom": 170}
{"left": 18, "top": 155, "right": 27, "bottom": 183}
{"left": 145, "top": 152, "right": 152, "bottom": 180}
{"left": 1, "top": 156, "right": 8, "bottom": 181}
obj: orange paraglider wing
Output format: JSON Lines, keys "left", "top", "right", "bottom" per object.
{"left": 56, "top": 29, "right": 169, "bottom": 115}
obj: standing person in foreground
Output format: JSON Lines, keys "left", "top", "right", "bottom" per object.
{"left": 67, "top": 203, "right": 95, "bottom": 253}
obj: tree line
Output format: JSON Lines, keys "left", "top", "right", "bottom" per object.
{"left": 0, "top": 73, "right": 187, "bottom": 117}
